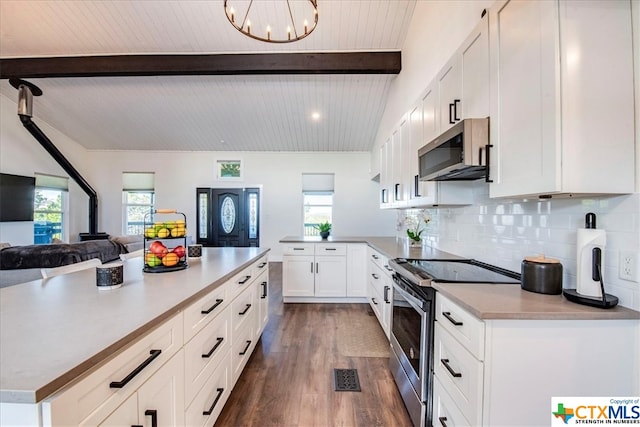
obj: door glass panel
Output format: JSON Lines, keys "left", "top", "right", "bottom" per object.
{"left": 220, "top": 196, "right": 236, "bottom": 234}
{"left": 199, "top": 193, "right": 208, "bottom": 239}
{"left": 248, "top": 193, "right": 257, "bottom": 239}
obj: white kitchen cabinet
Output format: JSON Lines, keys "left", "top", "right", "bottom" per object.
{"left": 488, "top": 0, "right": 634, "bottom": 198}
{"left": 283, "top": 243, "right": 353, "bottom": 301}
{"left": 434, "top": 293, "right": 639, "bottom": 426}
{"left": 367, "top": 247, "right": 393, "bottom": 339}
{"left": 379, "top": 139, "right": 392, "bottom": 208}
{"left": 90, "top": 351, "right": 185, "bottom": 427}
{"left": 346, "top": 244, "right": 367, "bottom": 297}
{"left": 255, "top": 268, "right": 269, "bottom": 336}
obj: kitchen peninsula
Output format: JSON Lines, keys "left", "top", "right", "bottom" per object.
{"left": 0, "top": 247, "right": 269, "bottom": 426}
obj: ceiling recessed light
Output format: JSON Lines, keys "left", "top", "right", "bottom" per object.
{"left": 311, "top": 112, "right": 321, "bottom": 121}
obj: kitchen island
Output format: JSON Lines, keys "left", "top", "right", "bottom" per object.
{"left": 0, "top": 247, "right": 269, "bottom": 426}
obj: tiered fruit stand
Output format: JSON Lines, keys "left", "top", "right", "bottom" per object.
{"left": 143, "top": 209, "right": 188, "bottom": 273}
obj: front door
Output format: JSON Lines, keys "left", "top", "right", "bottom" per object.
{"left": 196, "top": 188, "right": 260, "bottom": 247}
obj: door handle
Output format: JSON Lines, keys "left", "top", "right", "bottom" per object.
{"left": 239, "top": 303, "right": 252, "bottom": 315}
{"left": 442, "top": 311, "right": 463, "bottom": 326}
{"left": 202, "top": 337, "right": 224, "bottom": 358}
{"left": 109, "top": 349, "right": 161, "bottom": 388}
{"left": 203, "top": 388, "right": 225, "bottom": 416}
{"left": 239, "top": 340, "right": 252, "bottom": 355}
{"left": 384, "top": 286, "right": 391, "bottom": 303}
{"left": 441, "top": 358, "right": 462, "bottom": 378}
{"left": 453, "top": 99, "right": 460, "bottom": 121}
{"left": 261, "top": 281, "right": 268, "bottom": 298}
{"left": 144, "top": 409, "right": 158, "bottom": 427}
{"left": 201, "top": 298, "right": 223, "bottom": 315}
{"left": 449, "top": 103, "right": 455, "bottom": 124}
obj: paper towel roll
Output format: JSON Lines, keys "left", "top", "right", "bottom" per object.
{"left": 576, "top": 228, "right": 606, "bottom": 297}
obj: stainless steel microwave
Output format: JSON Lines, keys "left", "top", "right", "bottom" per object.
{"left": 418, "top": 118, "right": 490, "bottom": 181}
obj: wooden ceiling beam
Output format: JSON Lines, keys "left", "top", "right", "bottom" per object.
{"left": 0, "top": 52, "right": 401, "bottom": 78}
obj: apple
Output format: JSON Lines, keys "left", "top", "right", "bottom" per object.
{"left": 145, "top": 253, "right": 162, "bottom": 267}
{"left": 149, "top": 241, "right": 168, "bottom": 258}
{"left": 172, "top": 245, "right": 186, "bottom": 259}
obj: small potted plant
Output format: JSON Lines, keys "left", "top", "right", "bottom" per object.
{"left": 315, "top": 221, "right": 332, "bottom": 239}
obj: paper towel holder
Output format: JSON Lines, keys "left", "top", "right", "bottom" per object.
{"left": 563, "top": 254, "right": 619, "bottom": 308}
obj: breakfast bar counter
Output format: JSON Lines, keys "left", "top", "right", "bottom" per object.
{"left": 0, "top": 247, "right": 269, "bottom": 404}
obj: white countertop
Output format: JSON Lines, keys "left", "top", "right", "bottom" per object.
{"left": 0, "top": 247, "right": 269, "bottom": 404}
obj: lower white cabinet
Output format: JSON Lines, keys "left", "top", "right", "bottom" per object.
{"left": 346, "top": 244, "right": 367, "bottom": 297}
{"left": 434, "top": 293, "right": 639, "bottom": 426}
{"left": 37, "top": 256, "right": 269, "bottom": 427}
{"left": 367, "top": 247, "right": 392, "bottom": 339}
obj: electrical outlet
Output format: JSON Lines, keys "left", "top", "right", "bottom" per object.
{"left": 619, "top": 251, "right": 639, "bottom": 282}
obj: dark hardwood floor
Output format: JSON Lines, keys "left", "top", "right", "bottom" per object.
{"left": 214, "top": 262, "right": 413, "bottom": 427}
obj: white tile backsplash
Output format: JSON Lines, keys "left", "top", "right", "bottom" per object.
{"left": 398, "top": 183, "right": 640, "bottom": 310}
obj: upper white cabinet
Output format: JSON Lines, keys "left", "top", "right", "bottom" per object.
{"left": 488, "top": 0, "right": 635, "bottom": 198}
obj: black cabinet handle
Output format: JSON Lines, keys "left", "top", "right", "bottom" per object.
{"left": 371, "top": 297, "right": 378, "bottom": 305}
{"left": 316, "top": 262, "right": 319, "bottom": 273}
{"left": 453, "top": 99, "right": 460, "bottom": 121}
{"left": 381, "top": 188, "right": 388, "bottom": 204}
{"left": 384, "top": 286, "right": 390, "bottom": 303}
{"left": 449, "top": 103, "right": 455, "bottom": 124}
{"left": 203, "top": 388, "right": 224, "bottom": 416}
{"left": 442, "top": 311, "right": 463, "bottom": 326}
{"left": 441, "top": 358, "right": 462, "bottom": 378}
{"left": 394, "top": 183, "right": 401, "bottom": 201}
{"left": 372, "top": 254, "right": 379, "bottom": 260}
{"left": 384, "top": 265, "right": 393, "bottom": 272}
{"left": 261, "top": 281, "right": 268, "bottom": 299}
{"left": 110, "top": 349, "right": 161, "bottom": 388}
{"left": 145, "top": 409, "right": 158, "bottom": 427}
{"left": 238, "top": 303, "right": 252, "bottom": 315}
{"left": 202, "top": 337, "right": 224, "bottom": 358}
{"left": 439, "top": 416, "right": 449, "bottom": 427}
{"left": 293, "top": 247, "right": 306, "bottom": 251}
{"left": 324, "top": 248, "right": 337, "bottom": 251}
{"left": 201, "top": 298, "right": 223, "bottom": 315}
{"left": 258, "top": 262, "right": 267, "bottom": 268}
{"left": 371, "top": 273, "right": 379, "bottom": 280}
{"left": 414, "top": 175, "right": 421, "bottom": 197}
{"left": 484, "top": 143, "right": 494, "bottom": 183}
{"left": 310, "top": 262, "right": 314, "bottom": 273}
{"left": 238, "top": 275, "right": 251, "bottom": 284}
{"left": 239, "top": 340, "right": 252, "bottom": 355}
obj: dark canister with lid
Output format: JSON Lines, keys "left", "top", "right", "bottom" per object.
{"left": 521, "top": 255, "right": 563, "bottom": 295}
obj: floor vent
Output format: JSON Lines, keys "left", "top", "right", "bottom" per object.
{"left": 333, "top": 368, "right": 361, "bottom": 392}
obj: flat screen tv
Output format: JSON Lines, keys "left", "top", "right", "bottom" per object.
{"left": 0, "top": 173, "right": 35, "bottom": 222}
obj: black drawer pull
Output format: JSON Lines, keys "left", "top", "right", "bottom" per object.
{"left": 201, "top": 298, "right": 223, "bottom": 315}
{"left": 293, "top": 247, "right": 306, "bottom": 251}
{"left": 238, "top": 275, "right": 251, "bottom": 284}
{"left": 258, "top": 262, "right": 267, "bottom": 268}
{"left": 110, "top": 349, "right": 162, "bottom": 388}
{"left": 442, "top": 311, "right": 463, "bottom": 326}
{"left": 203, "top": 388, "right": 225, "bottom": 416}
{"left": 372, "top": 254, "right": 379, "bottom": 260}
{"left": 371, "top": 297, "right": 378, "bottom": 305}
{"left": 384, "top": 265, "right": 393, "bottom": 272}
{"left": 384, "top": 285, "right": 390, "bottom": 303}
{"left": 202, "top": 337, "right": 224, "bottom": 358}
{"left": 371, "top": 273, "right": 379, "bottom": 280}
{"left": 261, "top": 281, "right": 268, "bottom": 298}
{"left": 439, "top": 416, "right": 448, "bottom": 427}
{"left": 145, "top": 409, "right": 158, "bottom": 427}
{"left": 441, "top": 358, "right": 462, "bottom": 378}
{"left": 324, "top": 248, "right": 337, "bottom": 251}
{"left": 239, "top": 340, "right": 252, "bottom": 355}
{"left": 238, "top": 303, "right": 252, "bottom": 315}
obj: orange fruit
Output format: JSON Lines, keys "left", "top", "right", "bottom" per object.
{"left": 162, "top": 252, "right": 179, "bottom": 267}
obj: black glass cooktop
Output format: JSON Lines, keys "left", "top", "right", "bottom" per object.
{"left": 391, "top": 258, "right": 521, "bottom": 286}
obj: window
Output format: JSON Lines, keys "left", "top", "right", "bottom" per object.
{"left": 34, "top": 174, "right": 68, "bottom": 244}
{"left": 302, "top": 173, "right": 335, "bottom": 236}
{"left": 303, "top": 192, "right": 333, "bottom": 236}
{"left": 122, "top": 172, "right": 155, "bottom": 235}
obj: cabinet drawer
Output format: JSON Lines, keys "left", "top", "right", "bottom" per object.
{"left": 436, "top": 294, "right": 485, "bottom": 359}
{"left": 368, "top": 247, "right": 393, "bottom": 275}
{"left": 184, "top": 306, "right": 230, "bottom": 405}
{"left": 251, "top": 256, "right": 269, "bottom": 278}
{"left": 282, "top": 244, "right": 315, "bottom": 255}
{"left": 185, "top": 352, "right": 231, "bottom": 427}
{"left": 434, "top": 324, "right": 483, "bottom": 425}
{"left": 227, "top": 264, "right": 254, "bottom": 301}
{"left": 231, "top": 321, "right": 255, "bottom": 385}
{"left": 183, "top": 284, "right": 228, "bottom": 343}
{"left": 45, "top": 313, "right": 184, "bottom": 425}
{"left": 231, "top": 284, "right": 256, "bottom": 334}
{"left": 315, "top": 243, "right": 346, "bottom": 255}
{"left": 433, "top": 376, "right": 473, "bottom": 427}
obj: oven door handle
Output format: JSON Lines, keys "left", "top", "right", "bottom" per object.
{"left": 392, "top": 282, "right": 424, "bottom": 313}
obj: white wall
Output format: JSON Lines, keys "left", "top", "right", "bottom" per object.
{"left": 0, "top": 94, "right": 90, "bottom": 244}
{"left": 381, "top": 0, "right": 640, "bottom": 310}
{"left": 89, "top": 150, "right": 397, "bottom": 260}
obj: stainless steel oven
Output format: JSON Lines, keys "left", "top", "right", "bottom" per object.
{"left": 390, "top": 272, "right": 435, "bottom": 427}
{"left": 388, "top": 258, "right": 520, "bottom": 427}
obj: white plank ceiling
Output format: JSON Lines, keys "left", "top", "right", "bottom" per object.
{"left": 0, "top": 1, "right": 416, "bottom": 152}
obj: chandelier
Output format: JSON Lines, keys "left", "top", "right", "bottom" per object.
{"left": 224, "top": 0, "right": 318, "bottom": 43}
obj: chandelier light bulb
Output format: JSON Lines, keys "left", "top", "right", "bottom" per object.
{"left": 246, "top": 19, "right": 251, "bottom": 34}
{"left": 267, "top": 25, "right": 271, "bottom": 40}
{"left": 229, "top": 7, "right": 235, "bottom": 22}
{"left": 304, "top": 19, "right": 308, "bottom": 34}
{"left": 287, "top": 26, "right": 291, "bottom": 40}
